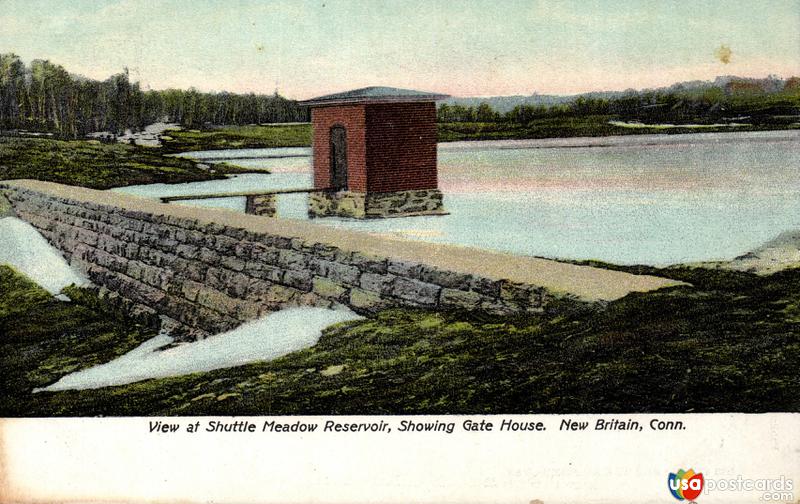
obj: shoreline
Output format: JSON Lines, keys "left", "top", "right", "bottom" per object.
{"left": 437, "top": 127, "right": 800, "bottom": 151}
{"left": 157, "top": 121, "right": 800, "bottom": 152}
{"left": 687, "top": 229, "right": 800, "bottom": 275}
{"left": 7, "top": 121, "right": 797, "bottom": 152}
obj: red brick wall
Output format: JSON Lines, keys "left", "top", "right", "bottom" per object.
{"left": 365, "top": 102, "right": 438, "bottom": 193}
{"left": 311, "top": 102, "right": 438, "bottom": 194}
{"left": 311, "top": 105, "right": 367, "bottom": 192}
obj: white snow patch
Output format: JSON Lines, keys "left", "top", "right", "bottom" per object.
{"left": 36, "top": 307, "right": 362, "bottom": 391}
{"left": 87, "top": 121, "right": 181, "bottom": 147}
{"left": 0, "top": 217, "right": 89, "bottom": 294}
{"left": 608, "top": 120, "right": 748, "bottom": 129}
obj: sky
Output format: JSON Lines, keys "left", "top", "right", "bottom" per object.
{"left": 1, "top": 0, "right": 798, "bottom": 99}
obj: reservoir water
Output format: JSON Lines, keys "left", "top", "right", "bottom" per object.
{"left": 112, "top": 130, "right": 800, "bottom": 265}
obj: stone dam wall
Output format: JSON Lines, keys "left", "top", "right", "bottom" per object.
{"left": 1, "top": 180, "right": 680, "bottom": 339}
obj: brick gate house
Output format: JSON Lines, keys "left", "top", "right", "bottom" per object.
{"left": 300, "top": 86, "right": 449, "bottom": 219}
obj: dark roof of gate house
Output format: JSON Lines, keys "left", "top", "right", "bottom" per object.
{"left": 300, "top": 86, "right": 449, "bottom": 107}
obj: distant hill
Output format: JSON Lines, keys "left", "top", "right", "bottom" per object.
{"left": 441, "top": 94, "right": 571, "bottom": 113}
{"left": 444, "top": 75, "right": 795, "bottom": 112}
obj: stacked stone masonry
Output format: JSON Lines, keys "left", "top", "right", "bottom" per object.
{"left": 3, "top": 185, "right": 588, "bottom": 340}
{"left": 308, "top": 189, "right": 445, "bottom": 219}
{"left": 244, "top": 194, "right": 278, "bottom": 217}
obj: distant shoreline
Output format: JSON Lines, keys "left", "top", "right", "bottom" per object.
{"left": 4, "top": 119, "right": 798, "bottom": 153}
{"left": 436, "top": 118, "right": 800, "bottom": 144}
{"left": 437, "top": 127, "right": 800, "bottom": 151}
{"left": 155, "top": 120, "right": 800, "bottom": 153}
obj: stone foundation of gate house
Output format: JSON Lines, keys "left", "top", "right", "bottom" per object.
{"left": 308, "top": 189, "right": 445, "bottom": 219}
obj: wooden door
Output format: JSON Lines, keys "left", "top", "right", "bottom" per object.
{"left": 329, "top": 126, "right": 348, "bottom": 191}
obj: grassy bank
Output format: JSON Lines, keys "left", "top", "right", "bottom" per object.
{"left": 437, "top": 116, "right": 800, "bottom": 142}
{"left": 0, "top": 265, "right": 158, "bottom": 414}
{"left": 1, "top": 263, "right": 797, "bottom": 416}
{"left": 0, "top": 136, "right": 249, "bottom": 189}
{"left": 161, "top": 124, "right": 312, "bottom": 153}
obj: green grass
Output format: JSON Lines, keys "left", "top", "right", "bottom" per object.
{"left": 0, "top": 265, "right": 158, "bottom": 414}
{"left": 1, "top": 263, "right": 798, "bottom": 416}
{"left": 161, "top": 124, "right": 313, "bottom": 153}
{"left": 0, "top": 136, "right": 249, "bottom": 189}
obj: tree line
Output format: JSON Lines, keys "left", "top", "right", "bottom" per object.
{"left": 3, "top": 53, "right": 799, "bottom": 137}
{"left": 438, "top": 77, "right": 800, "bottom": 124}
{"left": 0, "top": 53, "right": 309, "bottom": 137}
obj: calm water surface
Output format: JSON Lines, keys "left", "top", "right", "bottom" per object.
{"left": 113, "top": 130, "right": 800, "bottom": 265}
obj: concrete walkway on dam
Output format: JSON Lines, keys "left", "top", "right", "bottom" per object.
{"left": 2, "top": 179, "right": 681, "bottom": 304}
